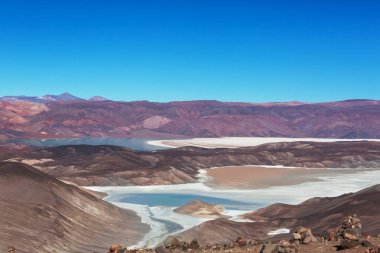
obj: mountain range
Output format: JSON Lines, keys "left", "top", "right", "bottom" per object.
{"left": 1, "top": 93, "right": 380, "bottom": 140}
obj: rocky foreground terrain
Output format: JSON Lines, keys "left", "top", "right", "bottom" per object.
{"left": 3, "top": 183, "right": 380, "bottom": 253}
{"left": 4, "top": 141, "right": 380, "bottom": 185}
{"left": 0, "top": 162, "right": 149, "bottom": 253}
{"left": 1, "top": 94, "right": 380, "bottom": 140}
{"left": 127, "top": 186, "right": 380, "bottom": 252}
{"left": 174, "top": 184, "right": 380, "bottom": 247}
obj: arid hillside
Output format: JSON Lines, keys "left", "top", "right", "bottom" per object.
{"left": 0, "top": 162, "right": 149, "bottom": 253}
{"left": 5, "top": 141, "right": 380, "bottom": 186}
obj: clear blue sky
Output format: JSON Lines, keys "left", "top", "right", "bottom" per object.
{"left": 0, "top": 0, "right": 379, "bottom": 102}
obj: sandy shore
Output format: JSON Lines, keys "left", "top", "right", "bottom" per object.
{"left": 205, "top": 165, "right": 360, "bottom": 189}
{"left": 147, "top": 137, "right": 380, "bottom": 149}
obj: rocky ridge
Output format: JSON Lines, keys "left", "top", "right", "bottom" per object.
{"left": 4, "top": 141, "right": 380, "bottom": 186}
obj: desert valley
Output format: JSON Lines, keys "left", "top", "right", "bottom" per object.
{"left": 1, "top": 94, "right": 380, "bottom": 253}
{"left": 2, "top": 1, "right": 380, "bottom": 251}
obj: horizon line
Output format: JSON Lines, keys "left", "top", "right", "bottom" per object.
{"left": 0, "top": 92, "right": 379, "bottom": 104}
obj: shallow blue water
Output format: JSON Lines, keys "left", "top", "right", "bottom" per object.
{"left": 120, "top": 193, "right": 258, "bottom": 210}
{"left": 8, "top": 137, "right": 167, "bottom": 151}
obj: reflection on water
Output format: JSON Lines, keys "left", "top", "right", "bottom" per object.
{"left": 8, "top": 137, "right": 168, "bottom": 151}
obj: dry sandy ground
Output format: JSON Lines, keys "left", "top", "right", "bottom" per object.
{"left": 205, "top": 166, "right": 367, "bottom": 189}
{"left": 148, "top": 137, "right": 380, "bottom": 149}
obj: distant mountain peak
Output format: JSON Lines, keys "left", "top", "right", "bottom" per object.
{"left": 41, "top": 92, "right": 82, "bottom": 101}
{"left": 89, "top": 96, "right": 108, "bottom": 101}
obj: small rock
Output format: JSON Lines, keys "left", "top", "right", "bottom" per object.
{"left": 236, "top": 236, "right": 247, "bottom": 246}
{"left": 8, "top": 246, "right": 16, "bottom": 253}
{"left": 109, "top": 244, "right": 126, "bottom": 253}
{"left": 343, "top": 228, "right": 362, "bottom": 241}
{"left": 302, "top": 235, "right": 314, "bottom": 244}
{"left": 111, "top": 244, "right": 122, "bottom": 250}
{"left": 154, "top": 245, "right": 169, "bottom": 253}
{"left": 278, "top": 240, "right": 291, "bottom": 247}
{"left": 319, "top": 230, "right": 329, "bottom": 240}
{"left": 188, "top": 239, "right": 200, "bottom": 250}
{"left": 292, "top": 233, "right": 302, "bottom": 240}
{"left": 305, "top": 228, "right": 313, "bottom": 236}
{"left": 362, "top": 240, "right": 372, "bottom": 247}
{"left": 180, "top": 241, "right": 189, "bottom": 250}
{"left": 260, "top": 243, "right": 279, "bottom": 253}
{"left": 328, "top": 231, "right": 336, "bottom": 241}
{"left": 337, "top": 239, "right": 362, "bottom": 250}
{"left": 163, "top": 236, "right": 180, "bottom": 248}
{"left": 295, "top": 226, "right": 308, "bottom": 234}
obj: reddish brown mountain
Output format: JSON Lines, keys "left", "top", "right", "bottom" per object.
{"left": 0, "top": 97, "right": 380, "bottom": 139}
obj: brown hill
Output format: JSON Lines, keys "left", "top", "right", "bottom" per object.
{"left": 174, "top": 184, "right": 380, "bottom": 247}
{"left": 1, "top": 99, "right": 380, "bottom": 139}
{"left": 6, "top": 141, "right": 380, "bottom": 186}
{"left": 0, "top": 162, "right": 149, "bottom": 253}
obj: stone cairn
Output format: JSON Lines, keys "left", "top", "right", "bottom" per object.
{"left": 333, "top": 214, "right": 379, "bottom": 252}
{"left": 291, "top": 226, "right": 317, "bottom": 245}
{"left": 259, "top": 226, "right": 318, "bottom": 253}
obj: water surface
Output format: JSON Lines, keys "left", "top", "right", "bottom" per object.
{"left": 9, "top": 137, "right": 168, "bottom": 151}
{"left": 121, "top": 193, "right": 255, "bottom": 210}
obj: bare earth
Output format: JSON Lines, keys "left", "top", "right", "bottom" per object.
{"left": 206, "top": 166, "right": 362, "bottom": 189}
